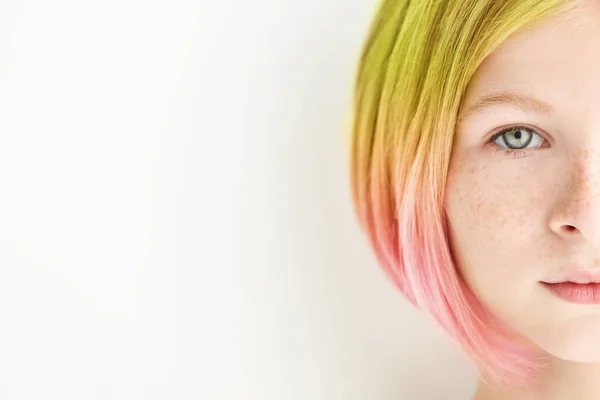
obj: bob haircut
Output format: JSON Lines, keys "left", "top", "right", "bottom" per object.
{"left": 349, "top": 0, "right": 584, "bottom": 389}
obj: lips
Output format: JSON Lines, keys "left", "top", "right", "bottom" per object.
{"left": 541, "top": 281, "right": 600, "bottom": 304}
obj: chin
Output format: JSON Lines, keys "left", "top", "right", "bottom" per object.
{"left": 534, "top": 317, "right": 600, "bottom": 362}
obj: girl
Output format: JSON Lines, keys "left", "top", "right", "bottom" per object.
{"left": 349, "top": 0, "right": 600, "bottom": 398}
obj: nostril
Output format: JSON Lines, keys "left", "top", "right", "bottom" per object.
{"left": 562, "top": 225, "right": 577, "bottom": 233}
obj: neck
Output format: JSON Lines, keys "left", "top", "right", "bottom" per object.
{"left": 473, "top": 358, "right": 600, "bottom": 400}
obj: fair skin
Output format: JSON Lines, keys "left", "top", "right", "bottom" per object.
{"left": 444, "top": 1, "right": 600, "bottom": 399}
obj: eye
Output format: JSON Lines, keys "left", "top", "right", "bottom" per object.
{"left": 486, "top": 125, "right": 547, "bottom": 158}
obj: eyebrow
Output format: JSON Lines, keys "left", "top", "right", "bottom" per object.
{"left": 457, "top": 91, "right": 556, "bottom": 122}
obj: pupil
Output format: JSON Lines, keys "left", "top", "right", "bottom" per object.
{"left": 514, "top": 131, "right": 522, "bottom": 139}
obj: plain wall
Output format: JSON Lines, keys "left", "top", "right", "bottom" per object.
{"left": 0, "top": 0, "right": 478, "bottom": 399}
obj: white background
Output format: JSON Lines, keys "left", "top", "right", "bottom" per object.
{"left": 0, "top": 1, "right": 477, "bottom": 399}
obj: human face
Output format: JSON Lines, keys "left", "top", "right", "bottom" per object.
{"left": 444, "top": 2, "right": 600, "bottom": 362}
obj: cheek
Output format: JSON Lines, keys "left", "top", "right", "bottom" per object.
{"left": 444, "top": 147, "right": 567, "bottom": 258}
{"left": 447, "top": 167, "right": 528, "bottom": 243}
{"left": 444, "top": 162, "right": 542, "bottom": 285}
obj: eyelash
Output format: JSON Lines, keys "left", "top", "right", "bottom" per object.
{"left": 485, "top": 125, "right": 547, "bottom": 158}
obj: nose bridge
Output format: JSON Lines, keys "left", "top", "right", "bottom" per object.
{"left": 572, "top": 148, "right": 600, "bottom": 195}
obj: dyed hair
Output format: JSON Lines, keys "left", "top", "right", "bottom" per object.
{"left": 349, "top": 0, "right": 583, "bottom": 389}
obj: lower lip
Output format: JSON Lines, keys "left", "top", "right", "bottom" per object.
{"left": 541, "top": 282, "right": 600, "bottom": 304}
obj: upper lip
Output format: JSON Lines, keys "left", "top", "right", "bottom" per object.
{"left": 544, "top": 270, "right": 600, "bottom": 284}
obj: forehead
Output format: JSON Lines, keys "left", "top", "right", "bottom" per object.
{"left": 461, "top": 1, "right": 600, "bottom": 126}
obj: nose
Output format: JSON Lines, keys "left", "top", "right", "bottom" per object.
{"left": 549, "top": 150, "right": 600, "bottom": 246}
